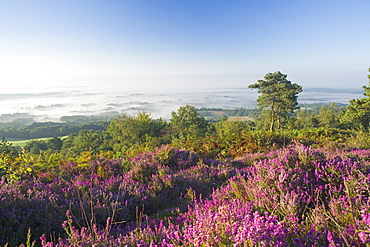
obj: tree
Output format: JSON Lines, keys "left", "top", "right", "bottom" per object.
{"left": 24, "top": 136, "right": 64, "bottom": 154}
{"left": 249, "top": 71, "right": 302, "bottom": 131}
{"left": 214, "top": 116, "right": 249, "bottom": 138}
{"left": 24, "top": 140, "right": 49, "bottom": 154}
{"left": 170, "top": 105, "right": 209, "bottom": 139}
{"left": 0, "top": 137, "right": 17, "bottom": 154}
{"left": 107, "top": 112, "right": 166, "bottom": 152}
{"left": 61, "top": 130, "right": 106, "bottom": 156}
{"left": 340, "top": 68, "right": 370, "bottom": 129}
{"left": 47, "top": 136, "right": 63, "bottom": 151}
{"left": 295, "top": 110, "right": 319, "bottom": 129}
{"left": 318, "top": 103, "right": 338, "bottom": 128}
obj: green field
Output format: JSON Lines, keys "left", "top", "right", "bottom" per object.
{"left": 9, "top": 136, "right": 67, "bottom": 147}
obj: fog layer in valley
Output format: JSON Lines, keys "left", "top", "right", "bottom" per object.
{"left": 0, "top": 85, "right": 364, "bottom": 122}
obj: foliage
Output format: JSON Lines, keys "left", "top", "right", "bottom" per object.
{"left": 170, "top": 105, "right": 209, "bottom": 140}
{"left": 15, "top": 142, "right": 369, "bottom": 246}
{"left": 3, "top": 79, "right": 370, "bottom": 246}
{"left": 0, "top": 146, "right": 236, "bottom": 246}
{"left": 23, "top": 137, "right": 63, "bottom": 154}
{"left": 0, "top": 120, "right": 108, "bottom": 139}
{"left": 249, "top": 71, "right": 302, "bottom": 131}
{"left": 340, "top": 68, "right": 370, "bottom": 128}
{"left": 295, "top": 109, "right": 319, "bottom": 129}
{"left": 214, "top": 116, "right": 251, "bottom": 138}
{"left": 60, "top": 113, "right": 117, "bottom": 125}
{"left": 197, "top": 107, "right": 260, "bottom": 121}
{"left": 60, "top": 130, "right": 108, "bottom": 157}
{"left": 0, "top": 137, "right": 15, "bottom": 154}
{"left": 107, "top": 112, "right": 167, "bottom": 153}
{"left": 317, "top": 103, "right": 339, "bottom": 128}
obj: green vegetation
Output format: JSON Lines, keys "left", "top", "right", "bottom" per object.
{"left": 197, "top": 107, "right": 260, "bottom": 121}
{"left": 1, "top": 70, "right": 369, "bottom": 158}
{"left": 107, "top": 112, "right": 167, "bottom": 154}
{"left": 1, "top": 70, "right": 370, "bottom": 246}
{"left": 9, "top": 136, "right": 66, "bottom": 147}
{"left": 59, "top": 112, "right": 117, "bottom": 124}
{"left": 0, "top": 120, "right": 109, "bottom": 140}
{"left": 249, "top": 71, "right": 302, "bottom": 131}
{"left": 340, "top": 68, "right": 370, "bottom": 128}
{"left": 170, "top": 105, "right": 209, "bottom": 139}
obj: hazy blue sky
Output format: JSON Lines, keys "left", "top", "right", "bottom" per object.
{"left": 1, "top": 0, "right": 369, "bottom": 91}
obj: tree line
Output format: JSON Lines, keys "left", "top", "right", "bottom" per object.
{"left": 250, "top": 70, "right": 370, "bottom": 131}
{"left": 1, "top": 69, "right": 369, "bottom": 158}
{"left": 0, "top": 121, "right": 109, "bottom": 139}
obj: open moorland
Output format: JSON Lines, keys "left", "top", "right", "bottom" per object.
{"left": 1, "top": 71, "right": 370, "bottom": 246}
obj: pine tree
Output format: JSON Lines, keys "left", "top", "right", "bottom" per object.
{"left": 249, "top": 71, "right": 302, "bottom": 131}
{"left": 340, "top": 68, "right": 370, "bottom": 128}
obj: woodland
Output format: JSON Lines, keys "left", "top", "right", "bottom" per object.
{"left": 1, "top": 71, "right": 370, "bottom": 246}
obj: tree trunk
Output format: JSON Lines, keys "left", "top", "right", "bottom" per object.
{"left": 270, "top": 103, "right": 275, "bottom": 132}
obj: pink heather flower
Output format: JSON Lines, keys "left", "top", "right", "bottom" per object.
{"left": 61, "top": 220, "right": 68, "bottom": 228}
{"left": 327, "top": 230, "right": 337, "bottom": 247}
{"left": 358, "top": 231, "right": 369, "bottom": 244}
{"left": 40, "top": 234, "right": 47, "bottom": 241}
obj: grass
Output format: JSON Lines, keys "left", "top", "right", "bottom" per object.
{"left": 227, "top": 116, "right": 254, "bottom": 121}
{"left": 9, "top": 136, "right": 68, "bottom": 147}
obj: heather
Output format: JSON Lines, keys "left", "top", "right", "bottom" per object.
{"left": 2, "top": 84, "right": 370, "bottom": 246}
{"left": 1, "top": 142, "right": 370, "bottom": 246}
{"left": 0, "top": 145, "right": 235, "bottom": 246}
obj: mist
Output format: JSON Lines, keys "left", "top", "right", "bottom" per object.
{"left": 0, "top": 84, "right": 364, "bottom": 123}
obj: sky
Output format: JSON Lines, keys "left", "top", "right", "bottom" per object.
{"left": 0, "top": 0, "right": 369, "bottom": 92}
